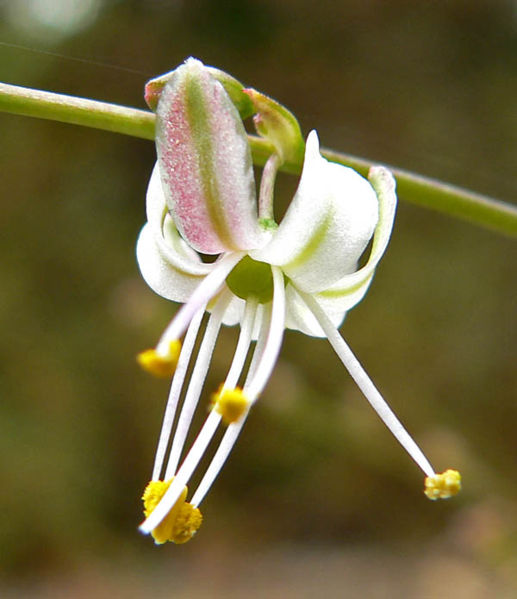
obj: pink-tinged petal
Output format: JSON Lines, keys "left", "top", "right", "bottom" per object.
{"left": 145, "top": 62, "right": 254, "bottom": 119}
{"left": 251, "top": 131, "right": 379, "bottom": 293}
{"left": 156, "top": 58, "right": 263, "bottom": 254}
{"left": 146, "top": 163, "right": 212, "bottom": 276}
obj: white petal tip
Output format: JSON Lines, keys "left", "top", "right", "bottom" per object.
{"left": 305, "top": 130, "right": 320, "bottom": 155}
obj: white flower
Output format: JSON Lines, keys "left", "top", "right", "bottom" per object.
{"left": 136, "top": 58, "right": 460, "bottom": 544}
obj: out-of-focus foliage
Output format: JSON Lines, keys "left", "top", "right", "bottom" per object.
{"left": 1, "top": 0, "right": 516, "bottom": 595}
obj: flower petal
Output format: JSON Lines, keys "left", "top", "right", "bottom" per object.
{"left": 314, "top": 166, "right": 397, "bottom": 310}
{"left": 156, "top": 58, "right": 263, "bottom": 254}
{"left": 284, "top": 283, "right": 346, "bottom": 337}
{"left": 312, "top": 273, "right": 374, "bottom": 316}
{"left": 136, "top": 224, "right": 206, "bottom": 303}
{"left": 251, "top": 131, "right": 379, "bottom": 292}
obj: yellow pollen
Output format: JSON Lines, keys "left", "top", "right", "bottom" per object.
{"left": 171, "top": 503, "right": 204, "bottom": 544}
{"left": 137, "top": 340, "right": 181, "bottom": 378}
{"left": 212, "top": 385, "right": 249, "bottom": 424}
{"left": 142, "top": 479, "right": 202, "bottom": 544}
{"left": 424, "top": 469, "right": 462, "bottom": 500}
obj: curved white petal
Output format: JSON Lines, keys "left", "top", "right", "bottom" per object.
{"left": 305, "top": 272, "right": 374, "bottom": 318}
{"left": 314, "top": 166, "right": 397, "bottom": 310}
{"left": 284, "top": 283, "right": 346, "bottom": 337}
{"left": 146, "top": 161, "right": 168, "bottom": 233}
{"left": 156, "top": 58, "right": 263, "bottom": 254}
{"left": 136, "top": 224, "right": 206, "bottom": 303}
{"left": 251, "top": 131, "right": 379, "bottom": 293}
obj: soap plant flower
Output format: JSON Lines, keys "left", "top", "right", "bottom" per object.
{"left": 137, "top": 58, "right": 460, "bottom": 544}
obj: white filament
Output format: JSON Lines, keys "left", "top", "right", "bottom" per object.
{"left": 156, "top": 252, "right": 244, "bottom": 353}
{"left": 191, "top": 271, "right": 284, "bottom": 507}
{"left": 298, "top": 288, "right": 435, "bottom": 477}
{"left": 164, "top": 292, "right": 230, "bottom": 478}
{"left": 151, "top": 305, "right": 205, "bottom": 481}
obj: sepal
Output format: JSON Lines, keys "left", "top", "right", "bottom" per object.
{"left": 244, "top": 88, "right": 305, "bottom": 165}
{"left": 145, "top": 59, "right": 254, "bottom": 119}
{"left": 155, "top": 58, "right": 263, "bottom": 254}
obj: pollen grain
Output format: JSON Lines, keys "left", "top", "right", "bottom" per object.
{"left": 424, "top": 469, "right": 462, "bottom": 500}
{"left": 212, "top": 385, "right": 249, "bottom": 424}
{"left": 137, "top": 340, "right": 181, "bottom": 378}
{"left": 142, "top": 478, "right": 202, "bottom": 544}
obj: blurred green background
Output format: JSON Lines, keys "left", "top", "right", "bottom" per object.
{"left": 1, "top": 1, "right": 516, "bottom": 596}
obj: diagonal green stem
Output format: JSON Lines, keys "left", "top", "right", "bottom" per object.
{"left": 1, "top": 81, "right": 516, "bottom": 236}
{"left": 0, "top": 82, "right": 155, "bottom": 139}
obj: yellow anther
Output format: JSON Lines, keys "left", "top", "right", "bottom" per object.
{"left": 424, "top": 469, "right": 462, "bottom": 500}
{"left": 142, "top": 479, "right": 202, "bottom": 544}
{"left": 137, "top": 340, "right": 181, "bottom": 378}
{"left": 212, "top": 385, "right": 249, "bottom": 424}
{"left": 171, "top": 502, "right": 203, "bottom": 544}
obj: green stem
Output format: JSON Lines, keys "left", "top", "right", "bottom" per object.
{"left": 0, "top": 82, "right": 155, "bottom": 140}
{"left": 1, "top": 82, "right": 516, "bottom": 236}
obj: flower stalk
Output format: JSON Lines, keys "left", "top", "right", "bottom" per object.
{"left": 0, "top": 81, "right": 516, "bottom": 236}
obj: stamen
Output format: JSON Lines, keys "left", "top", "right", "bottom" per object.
{"left": 246, "top": 266, "right": 286, "bottom": 403}
{"left": 137, "top": 340, "right": 181, "bottom": 378}
{"left": 213, "top": 386, "right": 250, "bottom": 425}
{"left": 158, "top": 252, "right": 245, "bottom": 345}
{"left": 141, "top": 479, "right": 202, "bottom": 544}
{"left": 140, "top": 410, "right": 221, "bottom": 535}
{"left": 152, "top": 306, "right": 205, "bottom": 481}
{"left": 171, "top": 502, "right": 203, "bottom": 544}
{"left": 165, "top": 292, "right": 231, "bottom": 478}
{"left": 297, "top": 289, "right": 436, "bottom": 478}
{"left": 190, "top": 418, "right": 246, "bottom": 509}
{"left": 246, "top": 305, "right": 271, "bottom": 383}
{"left": 424, "top": 469, "right": 461, "bottom": 500}
{"left": 141, "top": 296, "right": 260, "bottom": 535}
{"left": 190, "top": 296, "right": 274, "bottom": 508}
{"left": 223, "top": 298, "right": 258, "bottom": 389}
{"left": 209, "top": 299, "right": 256, "bottom": 425}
